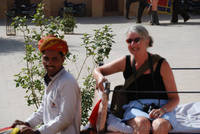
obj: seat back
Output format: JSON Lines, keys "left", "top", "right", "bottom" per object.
{"left": 96, "top": 91, "right": 108, "bottom": 133}
{"left": 96, "top": 82, "right": 110, "bottom": 133}
{"left": 110, "top": 85, "right": 129, "bottom": 119}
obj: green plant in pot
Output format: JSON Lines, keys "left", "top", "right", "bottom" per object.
{"left": 60, "top": 7, "right": 77, "bottom": 34}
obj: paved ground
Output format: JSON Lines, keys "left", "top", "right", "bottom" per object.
{"left": 0, "top": 14, "right": 200, "bottom": 128}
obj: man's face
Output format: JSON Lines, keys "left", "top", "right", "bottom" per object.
{"left": 42, "top": 50, "right": 65, "bottom": 77}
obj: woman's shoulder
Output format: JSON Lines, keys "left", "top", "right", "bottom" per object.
{"left": 151, "top": 53, "right": 164, "bottom": 59}
{"left": 150, "top": 53, "right": 166, "bottom": 63}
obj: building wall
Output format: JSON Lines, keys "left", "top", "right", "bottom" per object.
{"left": 91, "top": 0, "right": 104, "bottom": 17}
{"left": 119, "top": 0, "right": 125, "bottom": 15}
{"left": 129, "top": 2, "right": 140, "bottom": 17}
{"left": 85, "top": 0, "right": 92, "bottom": 16}
{"left": 90, "top": 0, "right": 138, "bottom": 17}
{"left": 43, "top": 0, "right": 91, "bottom": 17}
{"left": 42, "top": 0, "right": 64, "bottom": 17}
{"left": 68, "top": 0, "right": 92, "bottom": 16}
{"left": 0, "top": 0, "right": 139, "bottom": 19}
{"left": 0, "top": 0, "right": 8, "bottom": 19}
{"left": 67, "top": 0, "right": 84, "bottom": 4}
{"left": 7, "top": 0, "right": 14, "bottom": 9}
{"left": 30, "top": 0, "right": 41, "bottom": 3}
{"left": 0, "top": 0, "right": 42, "bottom": 19}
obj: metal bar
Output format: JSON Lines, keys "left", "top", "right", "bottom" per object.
{"left": 172, "top": 68, "right": 200, "bottom": 70}
{"left": 110, "top": 90, "right": 200, "bottom": 94}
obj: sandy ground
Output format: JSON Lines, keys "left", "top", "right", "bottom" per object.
{"left": 0, "top": 14, "right": 200, "bottom": 128}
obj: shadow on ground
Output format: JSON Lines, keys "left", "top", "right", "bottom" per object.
{"left": 0, "top": 19, "right": 6, "bottom": 26}
{"left": 76, "top": 13, "right": 200, "bottom": 25}
{"left": 0, "top": 13, "right": 199, "bottom": 26}
{"left": 76, "top": 16, "right": 134, "bottom": 24}
{"left": 0, "top": 38, "right": 25, "bottom": 53}
{"left": 161, "top": 21, "right": 200, "bottom": 26}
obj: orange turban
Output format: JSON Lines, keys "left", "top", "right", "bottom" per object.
{"left": 38, "top": 35, "right": 68, "bottom": 55}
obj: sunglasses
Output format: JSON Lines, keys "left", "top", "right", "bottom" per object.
{"left": 126, "top": 37, "right": 141, "bottom": 44}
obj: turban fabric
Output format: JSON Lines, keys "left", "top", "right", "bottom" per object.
{"left": 38, "top": 36, "right": 68, "bottom": 55}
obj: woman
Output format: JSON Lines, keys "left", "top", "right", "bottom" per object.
{"left": 93, "top": 25, "right": 179, "bottom": 134}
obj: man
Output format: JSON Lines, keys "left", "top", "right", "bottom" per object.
{"left": 12, "top": 36, "right": 81, "bottom": 134}
{"left": 171, "top": 0, "right": 190, "bottom": 23}
{"left": 125, "top": 0, "right": 149, "bottom": 23}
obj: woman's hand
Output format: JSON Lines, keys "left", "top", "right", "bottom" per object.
{"left": 93, "top": 56, "right": 126, "bottom": 91}
{"left": 149, "top": 108, "right": 166, "bottom": 119}
{"left": 96, "top": 76, "right": 107, "bottom": 91}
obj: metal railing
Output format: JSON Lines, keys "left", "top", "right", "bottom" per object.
{"left": 105, "top": 67, "right": 200, "bottom": 94}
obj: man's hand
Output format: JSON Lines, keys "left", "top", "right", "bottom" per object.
{"left": 20, "top": 127, "right": 35, "bottom": 134}
{"left": 11, "top": 120, "right": 30, "bottom": 128}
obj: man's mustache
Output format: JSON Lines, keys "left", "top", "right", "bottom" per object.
{"left": 45, "top": 66, "right": 56, "bottom": 68}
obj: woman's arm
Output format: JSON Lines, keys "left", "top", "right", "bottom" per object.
{"left": 160, "top": 60, "right": 180, "bottom": 112}
{"left": 93, "top": 56, "right": 126, "bottom": 91}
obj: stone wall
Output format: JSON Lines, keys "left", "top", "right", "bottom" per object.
{"left": 67, "top": 0, "right": 92, "bottom": 16}
{"left": 0, "top": 0, "right": 42, "bottom": 19}
{"left": 0, "top": 0, "right": 8, "bottom": 19}
{"left": 46, "top": 0, "right": 65, "bottom": 17}
{"left": 0, "top": 0, "right": 139, "bottom": 19}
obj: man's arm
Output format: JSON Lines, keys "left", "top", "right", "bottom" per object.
{"left": 11, "top": 98, "right": 44, "bottom": 132}
{"left": 25, "top": 97, "right": 44, "bottom": 128}
{"left": 11, "top": 102, "right": 44, "bottom": 134}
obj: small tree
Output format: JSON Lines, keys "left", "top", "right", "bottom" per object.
{"left": 80, "top": 25, "right": 115, "bottom": 125}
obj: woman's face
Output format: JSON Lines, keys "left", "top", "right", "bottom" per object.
{"left": 126, "top": 32, "right": 148, "bottom": 55}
